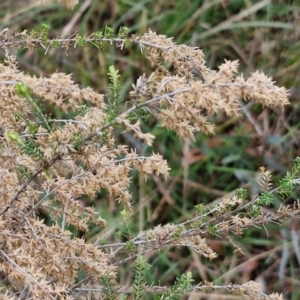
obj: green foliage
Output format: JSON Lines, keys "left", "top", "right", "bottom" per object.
{"left": 27, "top": 120, "right": 39, "bottom": 135}
{"left": 120, "top": 209, "right": 134, "bottom": 239}
{"left": 257, "top": 191, "right": 274, "bottom": 206}
{"left": 118, "top": 26, "right": 130, "bottom": 39}
{"left": 236, "top": 188, "right": 248, "bottom": 201}
{"left": 73, "top": 132, "right": 84, "bottom": 151}
{"left": 128, "top": 107, "right": 153, "bottom": 123}
{"left": 18, "top": 138, "right": 44, "bottom": 160}
{"left": 7, "top": 130, "right": 43, "bottom": 161}
{"left": 207, "top": 224, "right": 218, "bottom": 237}
{"left": 171, "top": 225, "right": 185, "bottom": 239}
{"left": 106, "top": 65, "right": 122, "bottom": 122}
{"left": 125, "top": 240, "right": 137, "bottom": 252}
{"left": 247, "top": 204, "right": 261, "bottom": 218}
{"left": 51, "top": 39, "right": 60, "bottom": 48}
{"left": 7, "top": 131, "right": 20, "bottom": 143}
{"left": 94, "top": 31, "right": 103, "bottom": 39}
{"left": 104, "top": 26, "right": 115, "bottom": 39}
{"left": 75, "top": 34, "right": 86, "bottom": 47}
{"left": 29, "top": 23, "right": 50, "bottom": 41}
{"left": 132, "top": 255, "right": 151, "bottom": 300}
{"left": 99, "top": 237, "right": 108, "bottom": 245}
{"left": 100, "top": 274, "right": 116, "bottom": 300}
{"left": 194, "top": 204, "right": 207, "bottom": 215}
{"left": 159, "top": 272, "right": 193, "bottom": 300}
{"left": 40, "top": 23, "right": 50, "bottom": 44}
{"left": 118, "top": 26, "right": 132, "bottom": 48}
{"left": 15, "top": 82, "right": 51, "bottom": 132}
{"left": 278, "top": 157, "right": 300, "bottom": 197}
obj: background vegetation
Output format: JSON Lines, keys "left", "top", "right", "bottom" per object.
{"left": 1, "top": 0, "right": 300, "bottom": 299}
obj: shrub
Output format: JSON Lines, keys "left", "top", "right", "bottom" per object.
{"left": 0, "top": 1, "right": 298, "bottom": 299}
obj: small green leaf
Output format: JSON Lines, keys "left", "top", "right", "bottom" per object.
{"left": 7, "top": 131, "right": 20, "bottom": 143}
